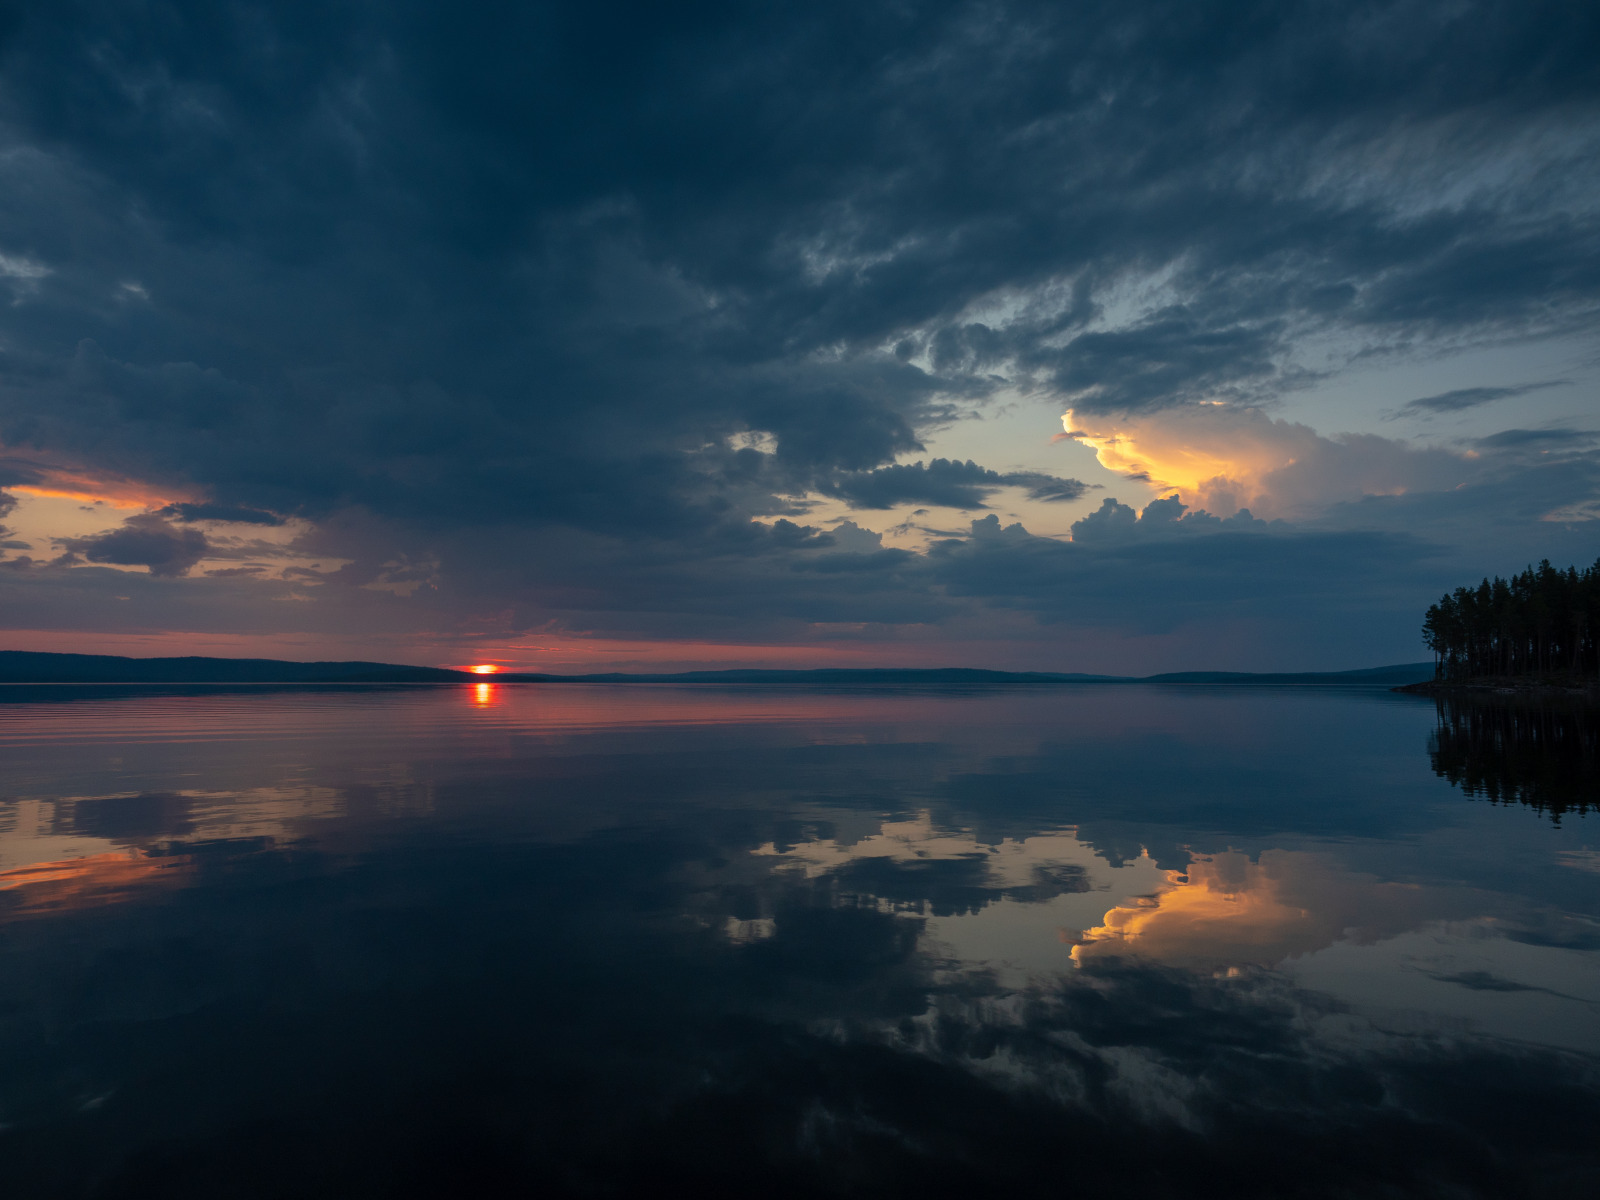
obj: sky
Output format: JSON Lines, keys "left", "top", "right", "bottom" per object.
{"left": 0, "top": 0, "right": 1597, "bottom": 674}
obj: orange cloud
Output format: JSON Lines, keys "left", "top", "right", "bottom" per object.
{"left": 1062, "top": 407, "right": 1467, "bottom": 519}
{"left": 0, "top": 448, "right": 187, "bottom": 509}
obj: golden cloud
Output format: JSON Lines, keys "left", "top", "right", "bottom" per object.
{"left": 1062, "top": 407, "right": 1468, "bottom": 519}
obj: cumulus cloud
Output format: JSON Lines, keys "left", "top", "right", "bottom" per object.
{"left": 57, "top": 513, "right": 210, "bottom": 577}
{"left": 1069, "top": 495, "right": 1267, "bottom": 543}
{"left": 1063, "top": 406, "right": 1472, "bottom": 519}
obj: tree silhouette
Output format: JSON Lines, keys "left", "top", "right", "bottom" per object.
{"left": 1422, "top": 559, "right": 1600, "bottom": 681}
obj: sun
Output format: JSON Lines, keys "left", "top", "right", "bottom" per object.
{"left": 470, "top": 664, "right": 499, "bottom": 675}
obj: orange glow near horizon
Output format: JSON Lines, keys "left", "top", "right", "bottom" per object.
{"left": 470, "top": 664, "right": 500, "bottom": 674}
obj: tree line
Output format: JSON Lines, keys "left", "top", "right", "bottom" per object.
{"left": 1422, "top": 558, "right": 1600, "bottom": 681}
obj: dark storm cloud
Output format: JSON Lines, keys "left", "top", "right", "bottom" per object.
{"left": 1031, "top": 312, "right": 1288, "bottom": 415}
{"left": 0, "top": 460, "right": 44, "bottom": 489}
{"left": 0, "top": 0, "right": 1597, "bottom": 649}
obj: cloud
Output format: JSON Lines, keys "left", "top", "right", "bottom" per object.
{"left": 1, "top": 449, "right": 1592, "bottom": 672}
{"left": 0, "top": 1, "right": 1595, "bottom": 662}
{"left": 1034, "top": 309, "right": 1288, "bottom": 415}
{"left": 56, "top": 513, "right": 210, "bottom": 577}
{"left": 1063, "top": 406, "right": 1472, "bottom": 518}
{"left": 927, "top": 514, "right": 1437, "bottom": 642}
{"left": 1398, "top": 380, "right": 1568, "bottom": 416}
{"left": 1471, "top": 427, "right": 1596, "bottom": 449}
{"left": 1069, "top": 495, "right": 1267, "bottom": 543}
{"left": 0, "top": 489, "right": 17, "bottom": 552}
{"left": 160, "top": 503, "right": 285, "bottom": 526}
{"left": 823, "top": 458, "right": 1089, "bottom": 510}
{"left": 1005, "top": 472, "right": 1095, "bottom": 503}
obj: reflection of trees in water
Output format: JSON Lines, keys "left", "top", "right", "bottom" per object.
{"left": 1429, "top": 697, "right": 1599, "bottom": 821}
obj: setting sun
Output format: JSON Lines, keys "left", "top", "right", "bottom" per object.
{"left": 470, "top": 664, "right": 499, "bottom": 675}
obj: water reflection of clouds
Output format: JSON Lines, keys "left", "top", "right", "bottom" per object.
{"left": 751, "top": 817, "right": 1599, "bottom": 1056}
{"left": 753, "top": 822, "right": 1481, "bottom": 985}
{"left": 754, "top": 812, "right": 1099, "bottom": 891}
{"left": 0, "top": 686, "right": 1596, "bottom": 1194}
{"left": 1557, "top": 849, "right": 1600, "bottom": 875}
{"left": 0, "top": 848, "right": 189, "bottom": 917}
{"left": 0, "top": 784, "right": 352, "bottom": 917}
{"left": 753, "top": 814, "right": 1174, "bottom": 978}
{"left": 1069, "top": 849, "right": 1449, "bottom": 972}
{"left": 1291, "top": 924, "right": 1600, "bottom": 1054}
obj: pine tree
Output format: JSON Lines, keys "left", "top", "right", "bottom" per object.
{"left": 1422, "top": 558, "right": 1600, "bottom": 681}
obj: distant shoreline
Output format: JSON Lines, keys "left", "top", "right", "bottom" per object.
{"left": 0, "top": 650, "right": 1435, "bottom": 689}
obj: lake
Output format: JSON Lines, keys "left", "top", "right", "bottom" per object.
{"left": 1, "top": 683, "right": 1597, "bottom": 1197}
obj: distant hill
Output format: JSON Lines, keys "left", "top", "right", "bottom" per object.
{"left": 0, "top": 651, "right": 1436, "bottom": 688}
{"left": 0, "top": 651, "right": 467, "bottom": 684}
{"left": 498, "top": 667, "right": 1121, "bottom": 684}
{"left": 1140, "top": 663, "right": 1437, "bottom": 687}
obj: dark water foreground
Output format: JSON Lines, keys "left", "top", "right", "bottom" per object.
{"left": 1, "top": 684, "right": 1596, "bottom": 1198}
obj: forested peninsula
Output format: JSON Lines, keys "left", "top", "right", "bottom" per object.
{"left": 1417, "top": 559, "right": 1600, "bottom": 690}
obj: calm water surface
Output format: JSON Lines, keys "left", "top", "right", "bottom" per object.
{"left": 1, "top": 683, "right": 1597, "bottom": 1197}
